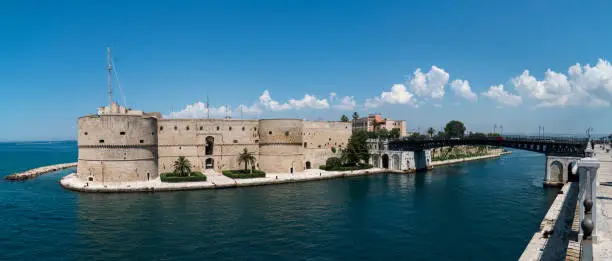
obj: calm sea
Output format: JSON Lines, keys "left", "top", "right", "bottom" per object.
{"left": 0, "top": 141, "right": 558, "bottom": 260}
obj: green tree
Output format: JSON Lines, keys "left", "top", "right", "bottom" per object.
{"left": 340, "top": 115, "right": 349, "bottom": 122}
{"left": 389, "top": 128, "right": 401, "bottom": 139}
{"left": 342, "top": 130, "right": 370, "bottom": 166}
{"left": 444, "top": 120, "right": 466, "bottom": 138}
{"left": 377, "top": 128, "right": 389, "bottom": 139}
{"left": 427, "top": 127, "right": 436, "bottom": 138}
{"left": 238, "top": 148, "right": 256, "bottom": 173}
{"left": 173, "top": 156, "right": 192, "bottom": 177}
{"left": 352, "top": 112, "right": 359, "bottom": 121}
{"left": 469, "top": 132, "right": 487, "bottom": 138}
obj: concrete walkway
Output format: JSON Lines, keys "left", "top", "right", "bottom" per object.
{"left": 60, "top": 168, "right": 393, "bottom": 192}
{"left": 594, "top": 148, "right": 612, "bottom": 260}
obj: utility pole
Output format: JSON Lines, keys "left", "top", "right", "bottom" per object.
{"left": 494, "top": 124, "right": 497, "bottom": 134}
{"left": 500, "top": 125, "right": 503, "bottom": 135}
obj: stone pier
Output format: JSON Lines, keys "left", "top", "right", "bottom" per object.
{"left": 545, "top": 155, "right": 581, "bottom": 186}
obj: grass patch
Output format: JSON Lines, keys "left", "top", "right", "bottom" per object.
{"left": 160, "top": 171, "right": 207, "bottom": 182}
{"left": 222, "top": 169, "right": 266, "bottom": 179}
{"left": 319, "top": 164, "right": 373, "bottom": 171}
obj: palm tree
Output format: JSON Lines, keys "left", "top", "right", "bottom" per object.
{"left": 173, "top": 156, "right": 192, "bottom": 177}
{"left": 352, "top": 112, "right": 359, "bottom": 121}
{"left": 238, "top": 148, "right": 256, "bottom": 173}
{"left": 427, "top": 127, "right": 435, "bottom": 138}
{"left": 340, "top": 115, "right": 349, "bottom": 122}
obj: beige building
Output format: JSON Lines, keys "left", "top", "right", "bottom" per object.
{"left": 352, "top": 114, "right": 407, "bottom": 137}
{"left": 76, "top": 102, "right": 351, "bottom": 184}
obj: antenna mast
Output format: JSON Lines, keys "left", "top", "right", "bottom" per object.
{"left": 107, "top": 47, "right": 113, "bottom": 106}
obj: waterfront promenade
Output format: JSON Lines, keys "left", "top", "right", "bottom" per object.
{"left": 60, "top": 150, "right": 507, "bottom": 192}
{"left": 594, "top": 147, "right": 612, "bottom": 260}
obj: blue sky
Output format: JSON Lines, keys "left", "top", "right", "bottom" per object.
{"left": 1, "top": 0, "right": 612, "bottom": 141}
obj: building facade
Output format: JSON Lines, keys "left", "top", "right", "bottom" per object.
{"left": 77, "top": 103, "right": 351, "bottom": 183}
{"left": 352, "top": 114, "right": 407, "bottom": 137}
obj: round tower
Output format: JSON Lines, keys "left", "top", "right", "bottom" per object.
{"left": 258, "top": 119, "right": 304, "bottom": 173}
{"left": 77, "top": 113, "right": 158, "bottom": 183}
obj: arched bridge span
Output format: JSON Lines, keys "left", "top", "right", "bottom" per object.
{"left": 388, "top": 136, "right": 589, "bottom": 157}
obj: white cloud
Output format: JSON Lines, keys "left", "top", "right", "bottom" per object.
{"left": 409, "top": 66, "right": 450, "bottom": 99}
{"left": 481, "top": 84, "right": 522, "bottom": 106}
{"left": 450, "top": 79, "right": 477, "bottom": 101}
{"left": 259, "top": 90, "right": 292, "bottom": 111}
{"left": 433, "top": 103, "right": 442, "bottom": 108}
{"left": 288, "top": 94, "right": 330, "bottom": 109}
{"left": 167, "top": 102, "right": 262, "bottom": 118}
{"left": 510, "top": 59, "right": 612, "bottom": 108}
{"left": 332, "top": 96, "right": 357, "bottom": 110}
{"left": 364, "top": 84, "right": 418, "bottom": 108}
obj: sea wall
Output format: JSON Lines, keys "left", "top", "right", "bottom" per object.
{"left": 4, "top": 162, "right": 78, "bottom": 181}
{"left": 519, "top": 182, "right": 578, "bottom": 261}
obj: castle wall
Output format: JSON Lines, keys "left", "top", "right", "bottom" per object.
{"left": 303, "top": 121, "right": 351, "bottom": 169}
{"left": 77, "top": 115, "right": 158, "bottom": 183}
{"left": 157, "top": 119, "right": 260, "bottom": 173}
{"left": 258, "top": 119, "right": 304, "bottom": 173}
{"left": 78, "top": 109, "right": 352, "bottom": 182}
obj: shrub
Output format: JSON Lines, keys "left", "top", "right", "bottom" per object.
{"left": 161, "top": 171, "right": 206, "bottom": 182}
{"left": 222, "top": 169, "right": 266, "bottom": 179}
{"left": 331, "top": 147, "right": 337, "bottom": 153}
{"left": 326, "top": 157, "right": 343, "bottom": 168}
{"left": 319, "top": 163, "right": 372, "bottom": 171}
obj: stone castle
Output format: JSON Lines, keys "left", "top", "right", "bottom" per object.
{"left": 77, "top": 102, "right": 351, "bottom": 183}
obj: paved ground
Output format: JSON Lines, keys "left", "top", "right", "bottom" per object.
{"left": 594, "top": 147, "right": 612, "bottom": 260}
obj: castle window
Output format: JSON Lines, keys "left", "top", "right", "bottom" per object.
{"left": 254, "top": 127, "right": 257, "bottom": 131}
{"left": 160, "top": 126, "right": 164, "bottom": 131}
{"left": 233, "top": 140, "right": 238, "bottom": 143}
{"left": 200, "top": 126, "right": 203, "bottom": 131}
{"left": 318, "top": 145, "right": 321, "bottom": 148}
{"left": 285, "top": 131, "right": 289, "bottom": 136}
{"left": 84, "top": 132, "right": 88, "bottom": 135}
{"left": 216, "top": 126, "right": 220, "bottom": 131}
{"left": 255, "top": 140, "right": 259, "bottom": 144}
{"left": 88, "top": 177, "right": 94, "bottom": 182}
{"left": 242, "top": 126, "right": 245, "bottom": 131}
{"left": 99, "top": 140, "right": 104, "bottom": 143}
{"left": 140, "top": 140, "right": 144, "bottom": 144}
{"left": 152, "top": 132, "right": 155, "bottom": 135}
{"left": 179, "top": 146, "right": 182, "bottom": 150}
{"left": 120, "top": 132, "right": 126, "bottom": 135}
{"left": 329, "top": 138, "right": 331, "bottom": 141}
{"left": 174, "top": 126, "right": 177, "bottom": 130}
{"left": 269, "top": 131, "right": 272, "bottom": 135}
{"left": 229, "top": 126, "right": 232, "bottom": 131}
{"left": 303, "top": 142, "right": 307, "bottom": 148}
{"left": 186, "top": 126, "right": 190, "bottom": 131}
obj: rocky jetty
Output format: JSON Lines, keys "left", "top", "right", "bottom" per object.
{"left": 4, "top": 162, "right": 77, "bottom": 181}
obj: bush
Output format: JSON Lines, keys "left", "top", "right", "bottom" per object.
{"left": 319, "top": 163, "right": 373, "bottom": 171}
{"left": 326, "top": 157, "right": 343, "bottom": 168}
{"left": 222, "top": 169, "right": 266, "bottom": 179}
{"left": 161, "top": 171, "right": 206, "bottom": 182}
{"left": 331, "top": 147, "right": 337, "bottom": 153}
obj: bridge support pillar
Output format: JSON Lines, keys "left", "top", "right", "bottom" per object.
{"left": 414, "top": 149, "right": 432, "bottom": 171}
{"left": 544, "top": 155, "right": 581, "bottom": 186}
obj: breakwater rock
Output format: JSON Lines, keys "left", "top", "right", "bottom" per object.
{"left": 5, "top": 162, "right": 77, "bottom": 181}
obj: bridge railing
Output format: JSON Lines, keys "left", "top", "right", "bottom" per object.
{"left": 399, "top": 135, "right": 588, "bottom": 144}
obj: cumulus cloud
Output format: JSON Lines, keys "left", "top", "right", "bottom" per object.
{"left": 259, "top": 90, "right": 292, "bottom": 111}
{"left": 450, "top": 79, "right": 477, "bottom": 101}
{"left": 288, "top": 94, "right": 330, "bottom": 109}
{"left": 364, "top": 84, "right": 418, "bottom": 108}
{"left": 509, "top": 59, "right": 612, "bottom": 108}
{"left": 258, "top": 90, "right": 329, "bottom": 110}
{"left": 481, "top": 84, "right": 522, "bottom": 106}
{"left": 332, "top": 96, "right": 357, "bottom": 110}
{"left": 167, "top": 102, "right": 262, "bottom": 118}
{"left": 409, "top": 66, "right": 450, "bottom": 99}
